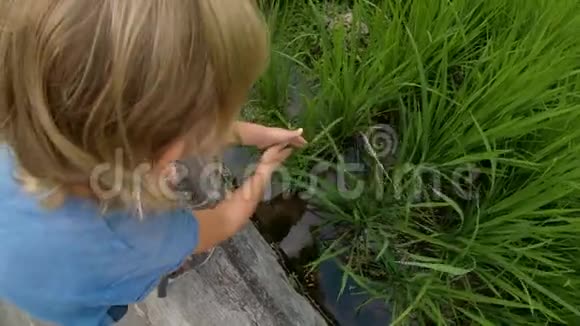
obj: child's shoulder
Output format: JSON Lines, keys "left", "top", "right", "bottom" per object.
{"left": 0, "top": 145, "right": 17, "bottom": 191}
{"left": 0, "top": 146, "right": 114, "bottom": 240}
{"left": 0, "top": 145, "right": 198, "bottom": 306}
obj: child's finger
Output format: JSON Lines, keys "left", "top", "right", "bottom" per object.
{"left": 290, "top": 136, "right": 307, "bottom": 148}
{"left": 261, "top": 143, "right": 288, "bottom": 161}
{"left": 292, "top": 128, "right": 304, "bottom": 136}
{"left": 277, "top": 147, "right": 294, "bottom": 161}
{"left": 280, "top": 128, "right": 303, "bottom": 142}
{"left": 260, "top": 144, "right": 293, "bottom": 167}
{"left": 266, "top": 142, "right": 289, "bottom": 153}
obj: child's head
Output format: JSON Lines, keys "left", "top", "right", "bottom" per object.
{"left": 0, "top": 0, "right": 269, "bottom": 211}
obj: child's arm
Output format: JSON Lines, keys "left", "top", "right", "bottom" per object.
{"left": 193, "top": 143, "right": 293, "bottom": 253}
{"left": 232, "top": 121, "right": 307, "bottom": 149}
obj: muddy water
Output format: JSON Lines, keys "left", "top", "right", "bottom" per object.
{"left": 254, "top": 195, "right": 391, "bottom": 326}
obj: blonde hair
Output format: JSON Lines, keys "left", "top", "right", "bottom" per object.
{"left": 0, "top": 0, "right": 269, "bottom": 212}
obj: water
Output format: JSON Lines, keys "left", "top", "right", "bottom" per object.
{"left": 254, "top": 194, "right": 391, "bottom": 326}
{"left": 317, "top": 260, "right": 391, "bottom": 326}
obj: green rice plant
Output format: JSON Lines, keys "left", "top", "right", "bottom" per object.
{"left": 312, "top": 153, "right": 580, "bottom": 324}
{"left": 255, "top": 0, "right": 422, "bottom": 189}
{"left": 296, "top": 0, "right": 407, "bottom": 142}
{"left": 279, "top": 0, "right": 580, "bottom": 324}
{"left": 257, "top": 0, "right": 514, "bottom": 171}
{"left": 251, "top": 1, "right": 293, "bottom": 118}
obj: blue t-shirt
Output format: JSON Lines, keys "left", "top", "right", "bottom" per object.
{"left": 0, "top": 148, "right": 199, "bottom": 325}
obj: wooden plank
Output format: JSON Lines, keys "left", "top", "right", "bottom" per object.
{"left": 0, "top": 301, "right": 52, "bottom": 326}
{"left": 0, "top": 227, "right": 325, "bottom": 326}
{"left": 141, "top": 225, "right": 327, "bottom": 326}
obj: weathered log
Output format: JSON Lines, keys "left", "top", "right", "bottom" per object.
{"left": 1, "top": 225, "right": 326, "bottom": 326}
{"left": 0, "top": 301, "right": 45, "bottom": 325}
{"left": 140, "top": 225, "right": 327, "bottom": 326}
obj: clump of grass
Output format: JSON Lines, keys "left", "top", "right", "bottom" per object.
{"left": 259, "top": 0, "right": 580, "bottom": 324}
{"left": 254, "top": 0, "right": 419, "bottom": 187}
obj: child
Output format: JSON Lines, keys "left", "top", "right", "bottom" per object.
{"left": 0, "top": 0, "right": 306, "bottom": 325}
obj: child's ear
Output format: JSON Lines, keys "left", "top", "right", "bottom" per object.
{"left": 156, "top": 139, "right": 186, "bottom": 172}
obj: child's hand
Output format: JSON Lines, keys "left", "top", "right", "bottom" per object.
{"left": 194, "top": 144, "right": 295, "bottom": 254}
{"left": 257, "top": 143, "right": 295, "bottom": 175}
{"left": 258, "top": 127, "right": 307, "bottom": 150}
{"left": 234, "top": 122, "right": 307, "bottom": 149}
